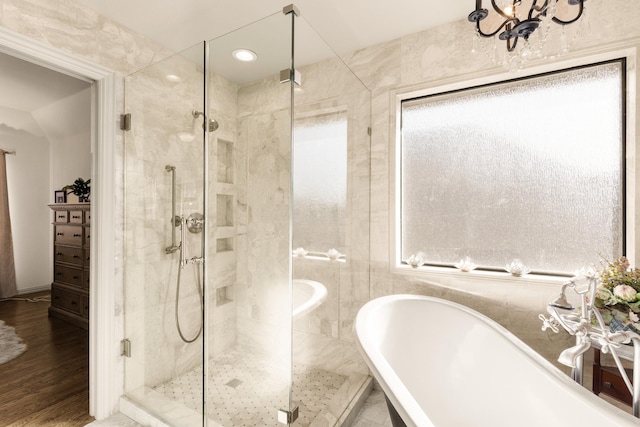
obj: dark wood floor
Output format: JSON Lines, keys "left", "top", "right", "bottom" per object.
{"left": 0, "top": 291, "right": 94, "bottom": 427}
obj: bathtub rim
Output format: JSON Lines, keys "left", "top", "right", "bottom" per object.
{"left": 354, "top": 294, "right": 638, "bottom": 427}
{"left": 291, "top": 279, "right": 328, "bottom": 318}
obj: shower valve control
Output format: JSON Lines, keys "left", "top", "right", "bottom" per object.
{"left": 186, "top": 213, "right": 204, "bottom": 234}
{"left": 186, "top": 256, "right": 204, "bottom": 265}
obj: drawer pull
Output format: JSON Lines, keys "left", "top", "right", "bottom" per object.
{"left": 73, "top": 233, "right": 82, "bottom": 238}
{"left": 73, "top": 255, "right": 80, "bottom": 258}
{"left": 54, "top": 295, "right": 60, "bottom": 300}
{"left": 72, "top": 215, "right": 80, "bottom": 219}
{"left": 57, "top": 232, "right": 64, "bottom": 236}
{"left": 73, "top": 275, "right": 80, "bottom": 280}
{"left": 604, "top": 382, "right": 612, "bottom": 388}
{"left": 56, "top": 252, "right": 63, "bottom": 256}
{"left": 56, "top": 272, "right": 62, "bottom": 276}
{"left": 71, "top": 301, "right": 77, "bottom": 305}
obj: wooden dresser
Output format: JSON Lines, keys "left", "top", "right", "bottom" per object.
{"left": 48, "top": 203, "right": 90, "bottom": 329}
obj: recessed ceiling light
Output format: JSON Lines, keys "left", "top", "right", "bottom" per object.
{"left": 165, "top": 74, "right": 182, "bottom": 83}
{"left": 232, "top": 49, "right": 257, "bottom": 62}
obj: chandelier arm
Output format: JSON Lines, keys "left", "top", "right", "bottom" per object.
{"left": 551, "top": 1, "right": 584, "bottom": 25}
{"left": 506, "top": 35, "right": 518, "bottom": 52}
{"left": 529, "top": 0, "right": 551, "bottom": 20}
{"left": 475, "top": 18, "right": 518, "bottom": 38}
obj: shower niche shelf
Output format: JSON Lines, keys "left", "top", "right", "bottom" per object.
{"left": 216, "top": 237, "right": 234, "bottom": 253}
{"left": 216, "top": 194, "right": 234, "bottom": 227}
{"left": 216, "top": 285, "right": 233, "bottom": 306}
{"left": 216, "top": 138, "right": 234, "bottom": 184}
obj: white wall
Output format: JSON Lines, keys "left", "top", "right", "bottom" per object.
{"left": 0, "top": 118, "right": 51, "bottom": 293}
{"left": 34, "top": 87, "right": 92, "bottom": 192}
{"left": 0, "top": 86, "right": 91, "bottom": 294}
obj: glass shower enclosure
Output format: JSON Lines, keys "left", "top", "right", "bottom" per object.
{"left": 122, "top": 5, "right": 371, "bottom": 426}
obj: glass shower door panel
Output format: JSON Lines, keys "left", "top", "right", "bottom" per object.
{"left": 290, "top": 15, "right": 372, "bottom": 426}
{"left": 123, "top": 43, "right": 206, "bottom": 426}
{"left": 205, "top": 10, "right": 294, "bottom": 426}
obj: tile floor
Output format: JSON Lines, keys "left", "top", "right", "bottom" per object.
{"left": 85, "top": 386, "right": 390, "bottom": 427}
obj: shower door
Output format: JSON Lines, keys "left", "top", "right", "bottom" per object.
{"left": 122, "top": 7, "right": 298, "bottom": 427}
{"left": 123, "top": 42, "right": 208, "bottom": 426}
{"left": 204, "top": 8, "right": 295, "bottom": 426}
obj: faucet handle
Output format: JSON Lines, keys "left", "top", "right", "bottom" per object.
{"left": 597, "top": 331, "right": 631, "bottom": 354}
{"left": 539, "top": 313, "right": 560, "bottom": 333}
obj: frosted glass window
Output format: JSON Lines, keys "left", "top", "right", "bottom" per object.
{"left": 400, "top": 61, "right": 625, "bottom": 274}
{"left": 293, "top": 112, "right": 347, "bottom": 253}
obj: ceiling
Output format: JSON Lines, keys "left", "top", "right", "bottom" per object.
{"left": 0, "top": 51, "right": 90, "bottom": 139}
{"left": 73, "top": 0, "right": 471, "bottom": 59}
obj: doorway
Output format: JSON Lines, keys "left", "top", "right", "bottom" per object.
{"left": 0, "top": 27, "right": 121, "bottom": 420}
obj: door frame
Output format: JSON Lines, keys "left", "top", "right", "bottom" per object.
{"left": 0, "top": 27, "right": 121, "bottom": 419}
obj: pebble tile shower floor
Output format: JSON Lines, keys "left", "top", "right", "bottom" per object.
{"left": 153, "top": 346, "right": 347, "bottom": 426}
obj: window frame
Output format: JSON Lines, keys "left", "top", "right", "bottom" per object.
{"left": 390, "top": 53, "right": 636, "bottom": 284}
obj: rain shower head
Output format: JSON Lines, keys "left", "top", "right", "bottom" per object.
{"left": 192, "top": 110, "right": 219, "bottom": 132}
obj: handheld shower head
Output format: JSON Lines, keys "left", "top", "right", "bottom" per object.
{"left": 549, "top": 282, "right": 574, "bottom": 310}
{"left": 192, "top": 110, "right": 219, "bottom": 132}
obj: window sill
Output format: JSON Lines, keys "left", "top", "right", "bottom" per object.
{"left": 392, "top": 263, "right": 568, "bottom": 287}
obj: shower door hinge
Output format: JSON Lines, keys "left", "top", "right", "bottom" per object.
{"left": 280, "top": 68, "right": 302, "bottom": 86}
{"left": 120, "top": 113, "right": 131, "bottom": 131}
{"left": 277, "top": 407, "right": 299, "bottom": 425}
{"left": 121, "top": 338, "right": 132, "bottom": 357}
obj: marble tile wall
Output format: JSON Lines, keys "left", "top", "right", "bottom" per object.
{"left": 0, "top": 0, "right": 174, "bottom": 75}
{"left": 123, "top": 47, "right": 207, "bottom": 389}
{"left": 124, "top": 49, "right": 244, "bottom": 392}
{"left": 207, "top": 72, "right": 241, "bottom": 360}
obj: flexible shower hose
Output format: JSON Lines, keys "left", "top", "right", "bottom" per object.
{"left": 175, "top": 251, "right": 203, "bottom": 343}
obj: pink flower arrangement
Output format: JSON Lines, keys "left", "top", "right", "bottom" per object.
{"left": 594, "top": 257, "right": 640, "bottom": 331}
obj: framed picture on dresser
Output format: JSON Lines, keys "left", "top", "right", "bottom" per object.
{"left": 54, "top": 190, "right": 66, "bottom": 204}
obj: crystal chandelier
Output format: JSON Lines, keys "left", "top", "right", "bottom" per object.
{"left": 468, "top": 0, "right": 588, "bottom": 69}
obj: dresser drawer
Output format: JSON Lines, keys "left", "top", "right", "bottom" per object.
{"left": 54, "top": 210, "right": 69, "bottom": 223}
{"left": 55, "top": 225, "right": 83, "bottom": 246}
{"left": 51, "top": 286, "right": 83, "bottom": 315}
{"left": 54, "top": 245, "right": 83, "bottom": 267}
{"left": 54, "top": 264, "right": 84, "bottom": 288}
{"left": 69, "top": 210, "right": 83, "bottom": 224}
{"left": 596, "top": 365, "right": 633, "bottom": 405}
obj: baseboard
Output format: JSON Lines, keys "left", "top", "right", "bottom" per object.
{"left": 16, "top": 285, "right": 51, "bottom": 295}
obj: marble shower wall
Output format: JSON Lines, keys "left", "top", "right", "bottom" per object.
{"left": 234, "top": 74, "right": 293, "bottom": 364}
{"left": 206, "top": 72, "right": 241, "bottom": 359}
{"left": 123, "top": 47, "right": 207, "bottom": 390}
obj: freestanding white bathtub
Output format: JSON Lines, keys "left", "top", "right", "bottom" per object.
{"left": 354, "top": 294, "right": 639, "bottom": 427}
